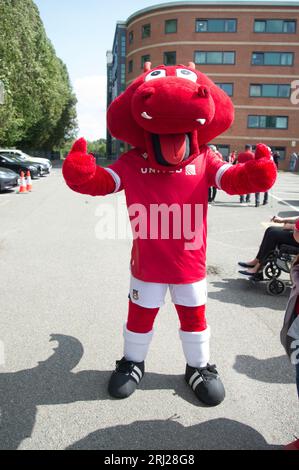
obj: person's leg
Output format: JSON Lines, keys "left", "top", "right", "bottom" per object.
{"left": 171, "top": 280, "right": 225, "bottom": 406}
{"left": 255, "top": 192, "right": 260, "bottom": 207}
{"left": 208, "top": 187, "right": 212, "bottom": 202}
{"left": 108, "top": 277, "right": 166, "bottom": 398}
{"left": 246, "top": 193, "right": 251, "bottom": 203}
{"left": 263, "top": 192, "right": 268, "bottom": 205}
{"left": 211, "top": 187, "right": 217, "bottom": 202}
{"left": 244, "top": 227, "right": 298, "bottom": 274}
{"left": 240, "top": 195, "right": 244, "bottom": 203}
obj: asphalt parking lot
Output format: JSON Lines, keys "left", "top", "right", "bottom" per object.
{"left": 0, "top": 165, "right": 298, "bottom": 450}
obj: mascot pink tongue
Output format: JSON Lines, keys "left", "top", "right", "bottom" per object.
{"left": 159, "top": 134, "right": 186, "bottom": 165}
{"left": 62, "top": 61, "right": 277, "bottom": 406}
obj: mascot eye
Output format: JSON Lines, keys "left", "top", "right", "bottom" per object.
{"left": 176, "top": 69, "right": 197, "bottom": 82}
{"left": 145, "top": 70, "right": 166, "bottom": 81}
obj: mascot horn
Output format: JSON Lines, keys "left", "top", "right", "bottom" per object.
{"left": 63, "top": 62, "right": 276, "bottom": 406}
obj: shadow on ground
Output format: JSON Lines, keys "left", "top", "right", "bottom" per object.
{"left": 0, "top": 334, "right": 283, "bottom": 450}
{"left": 209, "top": 278, "right": 288, "bottom": 311}
{"left": 234, "top": 354, "right": 295, "bottom": 384}
{"left": 66, "top": 417, "right": 280, "bottom": 450}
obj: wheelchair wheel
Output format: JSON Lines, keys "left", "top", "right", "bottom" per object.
{"left": 264, "top": 262, "right": 281, "bottom": 280}
{"left": 266, "top": 279, "right": 286, "bottom": 296}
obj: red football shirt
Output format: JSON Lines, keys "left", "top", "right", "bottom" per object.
{"left": 107, "top": 146, "right": 230, "bottom": 284}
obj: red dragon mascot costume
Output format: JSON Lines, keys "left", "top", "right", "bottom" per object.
{"left": 63, "top": 62, "right": 276, "bottom": 406}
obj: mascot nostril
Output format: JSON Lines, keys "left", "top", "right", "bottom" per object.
{"left": 197, "top": 86, "right": 209, "bottom": 98}
{"left": 63, "top": 62, "right": 277, "bottom": 405}
{"left": 141, "top": 87, "right": 155, "bottom": 100}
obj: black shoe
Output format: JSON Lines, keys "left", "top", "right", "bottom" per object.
{"left": 238, "top": 261, "right": 256, "bottom": 268}
{"left": 239, "top": 269, "right": 257, "bottom": 277}
{"left": 185, "top": 363, "right": 225, "bottom": 406}
{"left": 263, "top": 201, "right": 268, "bottom": 206}
{"left": 255, "top": 202, "right": 260, "bottom": 207}
{"left": 108, "top": 357, "right": 144, "bottom": 399}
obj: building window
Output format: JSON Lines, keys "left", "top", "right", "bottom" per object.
{"left": 252, "top": 52, "right": 294, "bottom": 66}
{"left": 196, "top": 18, "right": 237, "bottom": 33}
{"left": 164, "top": 51, "right": 176, "bottom": 65}
{"left": 121, "top": 35, "right": 126, "bottom": 58}
{"left": 194, "top": 51, "right": 235, "bottom": 65}
{"left": 128, "top": 31, "right": 134, "bottom": 44}
{"left": 249, "top": 84, "right": 291, "bottom": 98}
{"left": 254, "top": 19, "right": 296, "bottom": 33}
{"left": 120, "top": 63, "right": 126, "bottom": 91}
{"left": 141, "top": 55, "right": 151, "bottom": 68}
{"left": 142, "top": 23, "right": 151, "bottom": 38}
{"left": 128, "top": 60, "right": 133, "bottom": 73}
{"left": 215, "top": 83, "right": 234, "bottom": 96}
{"left": 248, "top": 115, "right": 288, "bottom": 129}
{"left": 165, "top": 19, "right": 177, "bottom": 34}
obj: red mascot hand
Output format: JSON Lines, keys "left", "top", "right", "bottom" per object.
{"left": 62, "top": 138, "right": 115, "bottom": 196}
{"left": 221, "top": 142, "right": 277, "bottom": 195}
{"left": 62, "top": 138, "right": 96, "bottom": 187}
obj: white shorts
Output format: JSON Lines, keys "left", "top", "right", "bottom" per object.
{"left": 129, "top": 275, "right": 207, "bottom": 308}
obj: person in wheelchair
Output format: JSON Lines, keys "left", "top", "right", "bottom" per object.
{"left": 238, "top": 215, "right": 299, "bottom": 279}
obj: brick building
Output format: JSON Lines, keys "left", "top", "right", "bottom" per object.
{"left": 107, "top": 1, "right": 299, "bottom": 169}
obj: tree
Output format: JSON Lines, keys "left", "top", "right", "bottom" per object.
{"left": 0, "top": 0, "right": 77, "bottom": 149}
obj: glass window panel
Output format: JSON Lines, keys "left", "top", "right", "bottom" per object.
{"left": 141, "top": 55, "right": 150, "bottom": 68}
{"left": 262, "top": 84, "right": 278, "bottom": 97}
{"left": 129, "top": 31, "right": 134, "bottom": 44}
{"left": 259, "top": 116, "right": 267, "bottom": 128}
{"left": 248, "top": 116, "right": 259, "bottom": 127}
{"left": 216, "top": 83, "right": 233, "bottom": 96}
{"left": 276, "top": 117, "right": 288, "bottom": 128}
{"left": 252, "top": 53, "right": 264, "bottom": 65}
{"left": 196, "top": 20, "right": 208, "bottom": 32}
{"left": 207, "top": 52, "right": 222, "bottom": 64}
{"left": 165, "top": 19, "right": 177, "bottom": 34}
{"left": 266, "top": 20, "right": 283, "bottom": 33}
{"left": 226, "top": 19, "right": 237, "bottom": 32}
{"left": 278, "top": 85, "right": 290, "bottom": 98}
{"left": 164, "top": 51, "right": 176, "bottom": 65}
{"left": 284, "top": 21, "right": 296, "bottom": 33}
{"left": 142, "top": 24, "right": 151, "bottom": 38}
{"left": 264, "top": 53, "right": 280, "bottom": 65}
{"left": 281, "top": 53, "right": 293, "bottom": 65}
{"left": 194, "top": 51, "right": 206, "bottom": 63}
{"left": 208, "top": 19, "right": 225, "bottom": 32}
{"left": 266, "top": 116, "right": 276, "bottom": 128}
{"left": 250, "top": 84, "right": 262, "bottom": 96}
{"left": 223, "top": 52, "right": 235, "bottom": 64}
{"left": 254, "top": 21, "right": 266, "bottom": 32}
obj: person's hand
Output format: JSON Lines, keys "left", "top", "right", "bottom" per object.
{"left": 271, "top": 216, "right": 285, "bottom": 224}
{"left": 283, "top": 223, "right": 295, "bottom": 231}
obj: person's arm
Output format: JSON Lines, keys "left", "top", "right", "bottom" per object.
{"left": 272, "top": 215, "right": 299, "bottom": 224}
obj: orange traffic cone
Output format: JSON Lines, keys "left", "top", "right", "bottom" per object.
{"left": 18, "top": 171, "right": 27, "bottom": 194}
{"left": 26, "top": 170, "right": 32, "bottom": 191}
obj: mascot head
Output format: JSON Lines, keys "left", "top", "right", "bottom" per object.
{"left": 107, "top": 62, "right": 234, "bottom": 170}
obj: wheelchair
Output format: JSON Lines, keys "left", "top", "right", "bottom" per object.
{"left": 251, "top": 244, "right": 299, "bottom": 296}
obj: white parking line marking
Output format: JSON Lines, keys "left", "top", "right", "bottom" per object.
{"left": 269, "top": 193, "right": 299, "bottom": 213}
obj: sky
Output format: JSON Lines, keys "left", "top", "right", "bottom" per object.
{"left": 34, "top": 0, "right": 281, "bottom": 141}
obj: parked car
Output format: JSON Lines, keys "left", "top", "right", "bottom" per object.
{"left": 0, "top": 149, "right": 52, "bottom": 175}
{"left": 0, "top": 154, "right": 40, "bottom": 179}
{"left": 0, "top": 167, "right": 19, "bottom": 192}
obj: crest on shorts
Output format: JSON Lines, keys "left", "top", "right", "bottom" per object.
{"left": 132, "top": 289, "right": 139, "bottom": 300}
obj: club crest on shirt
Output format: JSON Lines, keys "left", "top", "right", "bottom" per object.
{"left": 132, "top": 289, "right": 139, "bottom": 300}
{"left": 185, "top": 165, "right": 196, "bottom": 175}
